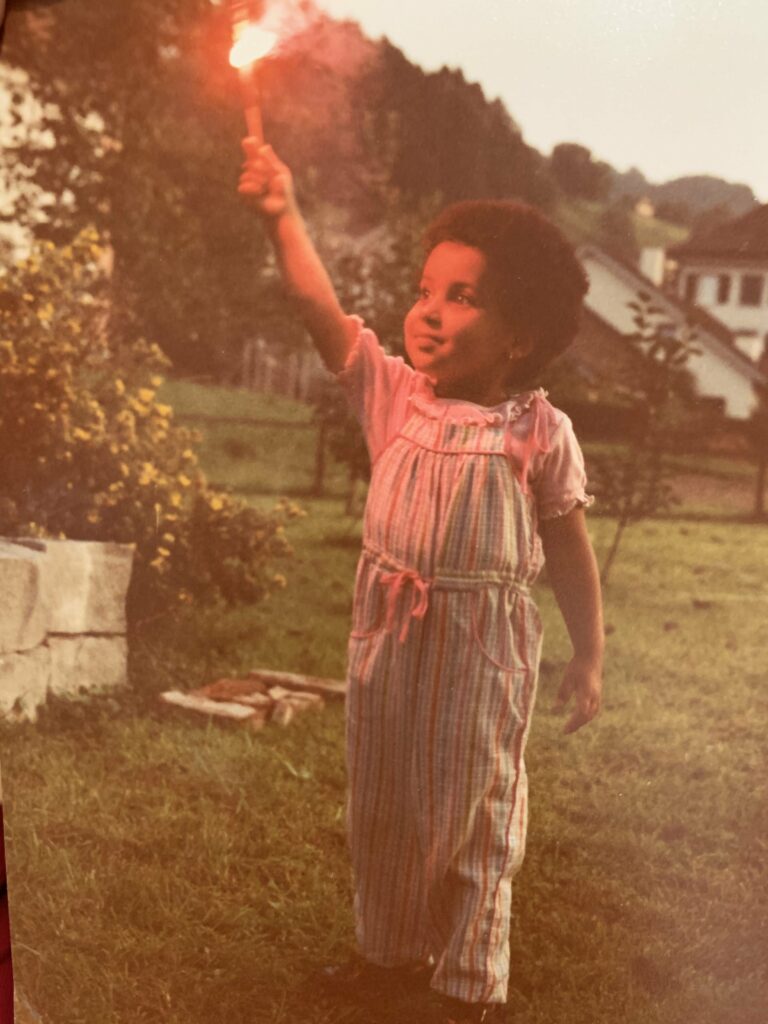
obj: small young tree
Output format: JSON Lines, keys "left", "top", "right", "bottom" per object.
{"left": 590, "top": 292, "right": 703, "bottom": 584}
{"left": 312, "top": 380, "right": 370, "bottom": 512}
{"left": 747, "top": 380, "right": 768, "bottom": 520}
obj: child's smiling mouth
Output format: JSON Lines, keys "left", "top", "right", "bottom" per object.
{"left": 414, "top": 334, "right": 442, "bottom": 351}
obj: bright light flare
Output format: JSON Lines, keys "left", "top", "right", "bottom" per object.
{"left": 229, "top": 24, "right": 277, "bottom": 68}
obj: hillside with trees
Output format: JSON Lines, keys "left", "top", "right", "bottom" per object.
{"left": 609, "top": 167, "right": 757, "bottom": 224}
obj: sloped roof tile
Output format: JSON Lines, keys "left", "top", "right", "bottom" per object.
{"left": 669, "top": 205, "right": 768, "bottom": 260}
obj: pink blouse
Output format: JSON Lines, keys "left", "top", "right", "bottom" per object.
{"left": 338, "top": 316, "right": 593, "bottom": 522}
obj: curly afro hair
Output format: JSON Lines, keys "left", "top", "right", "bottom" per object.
{"left": 422, "top": 200, "right": 588, "bottom": 387}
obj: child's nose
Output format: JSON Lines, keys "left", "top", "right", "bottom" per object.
{"left": 421, "top": 296, "right": 442, "bottom": 324}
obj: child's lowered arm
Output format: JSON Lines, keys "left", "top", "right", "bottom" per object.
{"left": 539, "top": 507, "right": 604, "bottom": 733}
{"left": 238, "top": 140, "right": 355, "bottom": 373}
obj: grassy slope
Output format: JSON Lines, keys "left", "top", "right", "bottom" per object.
{"left": 2, "top": 383, "right": 767, "bottom": 1024}
{"left": 555, "top": 197, "right": 690, "bottom": 250}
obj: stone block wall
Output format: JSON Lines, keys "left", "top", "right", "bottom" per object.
{"left": 0, "top": 539, "right": 134, "bottom": 722}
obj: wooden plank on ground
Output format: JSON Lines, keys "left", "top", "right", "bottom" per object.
{"left": 193, "top": 677, "right": 270, "bottom": 701}
{"left": 247, "top": 668, "right": 346, "bottom": 699}
{"left": 160, "top": 690, "right": 258, "bottom": 721}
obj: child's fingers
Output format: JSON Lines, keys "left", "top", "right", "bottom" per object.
{"left": 238, "top": 168, "right": 267, "bottom": 193}
{"left": 563, "top": 708, "right": 590, "bottom": 734}
{"left": 552, "top": 673, "right": 574, "bottom": 712}
{"left": 238, "top": 143, "right": 291, "bottom": 201}
{"left": 563, "top": 691, "right": 601, "bottom": 734}
{"left": 240, "top": 140, "right": 288, "bottom": 174}
{"left": 259, "top": 143, "right": 288, "bottom": 173}
{"left": 241, "top": 135, "right": 263, "bottom": 157}
{"left": 238, "top": 180, "right": 266, "bottom": 197}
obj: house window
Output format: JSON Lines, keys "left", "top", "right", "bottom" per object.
{"left": 717, "top": 274, "right": 731, "bottom": 303}
{"left": 698, "top": 275, "right": 718, "bottom": 305}
{"left": 684, "top": 273, "right": 698, "bottom": 302}
{"left": 740, "top": 274, "right": 764, "bottom": 306}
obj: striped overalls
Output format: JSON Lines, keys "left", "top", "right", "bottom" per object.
{"left": 339, "top": 323, "right": 587, "bottom": 1004}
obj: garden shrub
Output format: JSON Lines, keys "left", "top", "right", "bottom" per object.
{"left": 0, "top": 230, "right": 294, "bottom": 622}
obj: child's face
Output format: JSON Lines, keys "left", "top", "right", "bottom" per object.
{"left": 404, "top": 242, "right": 523, "bottom": 404}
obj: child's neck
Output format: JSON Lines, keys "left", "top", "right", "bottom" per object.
{"left": 433, "top": 378, "right": 511, "bottom": 407}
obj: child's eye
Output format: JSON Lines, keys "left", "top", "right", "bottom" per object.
{"left": 418, "top": 286, "right": 431, "bottom": 300}
{"left": 454, "top": 292, "right": 476, "bottom": 306}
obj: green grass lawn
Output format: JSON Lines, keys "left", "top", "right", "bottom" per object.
{"left": 158, "top": 379, "right": 349, "bottom": 498}
{"left": 2, "top": 383, "right": 767, "bottom": 1024}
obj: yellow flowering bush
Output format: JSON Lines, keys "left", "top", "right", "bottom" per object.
{"left": 0, "top": 230, "right": 292, "bottom": 619}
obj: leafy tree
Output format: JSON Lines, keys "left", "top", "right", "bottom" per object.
{"left": 550, "top": 143, "right": 612, "bottom": 202}
{"left": 590, "top": 293, "right": 706, "bottom": 584}
{"left": 366, "top": 42, "right": 556, "bottom": 210}
{"left": 311, "top": 380, "right": 369, "bottom": 511}
{"left": 598, "top": 200, "right": 640, "bottom": 264}
{"left": 654, "top": 199, "right": 693, "bottom": 227}
{"left": 3, "top": 0, "right": 287, "bottom": 375}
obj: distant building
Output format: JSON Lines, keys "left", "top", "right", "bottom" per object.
{"left": 667, "top": 205, "right": 768, "bottom": 364}
{"left": 633, "top": 196, "right": 656, "bottom": 219}
{"left": 241, "top": 336, "right": 329, "bottom": 401}
{"left": 578, "top": 244, "right": 766, "bottom": 420}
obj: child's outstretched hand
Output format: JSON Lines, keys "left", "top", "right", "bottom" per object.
{"left": 553, "top": 654, "right": 602, "bottom": 734}
{"left": 238, "top": 140, "right": 296, "bottom": 218}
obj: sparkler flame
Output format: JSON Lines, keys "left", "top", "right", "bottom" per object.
{"left": 229, "top": 24, "right": 277, "bottom": 68}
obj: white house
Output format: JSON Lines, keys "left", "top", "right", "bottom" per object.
{"left": 666, "top": 205, "right": 768, "bottom": 364}
{"left": 578, "top": 244, "right": 766, "bottom": 421}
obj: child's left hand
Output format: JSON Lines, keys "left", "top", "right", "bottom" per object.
{"left": 552, "top": 654, "right": 602, "bottom": 734}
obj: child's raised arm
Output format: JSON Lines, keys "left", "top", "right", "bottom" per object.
{"left": 238, "top": 139, "right": 355, "bottom": 373}
{"left": 539, "top": 507, "right": 604, "bottom": 734}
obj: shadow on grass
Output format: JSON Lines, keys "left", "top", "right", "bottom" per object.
{"left": 321, "top": 534, "right": 364, "bottom": 550}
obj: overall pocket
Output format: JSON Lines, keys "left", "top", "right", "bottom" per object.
{"left": 349, "top": 564, "right": 386, "bottom": 640}
{"left": 469, "top": 587, "right": 534, "bottom": 674}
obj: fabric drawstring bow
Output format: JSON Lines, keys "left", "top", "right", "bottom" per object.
{"left": 380, "top": 569, "right": 431, "bottom": 643}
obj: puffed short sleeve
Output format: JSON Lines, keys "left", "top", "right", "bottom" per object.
{"left": 533, "top": 413, "right": 594, "bottom": 520}
{"left": 336, "top": 315, "right": 420, "bottom": 463}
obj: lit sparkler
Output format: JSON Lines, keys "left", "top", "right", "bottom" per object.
{"left": 228, "top": 2, "right": 277, "bottom": 144}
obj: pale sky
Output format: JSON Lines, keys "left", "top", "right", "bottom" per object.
{"left": 318, "top": 0, "right": 768, "bottom": 202}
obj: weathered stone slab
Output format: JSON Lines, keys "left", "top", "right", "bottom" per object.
{"left": 48, "top": 636, "right": 128, "bottom": 698}
{"left": 0, "top": 542, "right": 47, "bottom": 655}
{"left": 25, "top": 539, "right": 135, "bottom": 635}
{"left": 0, "top": 646, "right": 51, "bottom": 722}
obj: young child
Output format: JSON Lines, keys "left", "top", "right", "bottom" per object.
{"left": 239, "top": 141, "right": 604, "bottom": 1024}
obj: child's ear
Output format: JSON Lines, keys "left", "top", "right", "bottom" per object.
{"left": 508, "top": 335, "right": 534, "bottom": 359}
